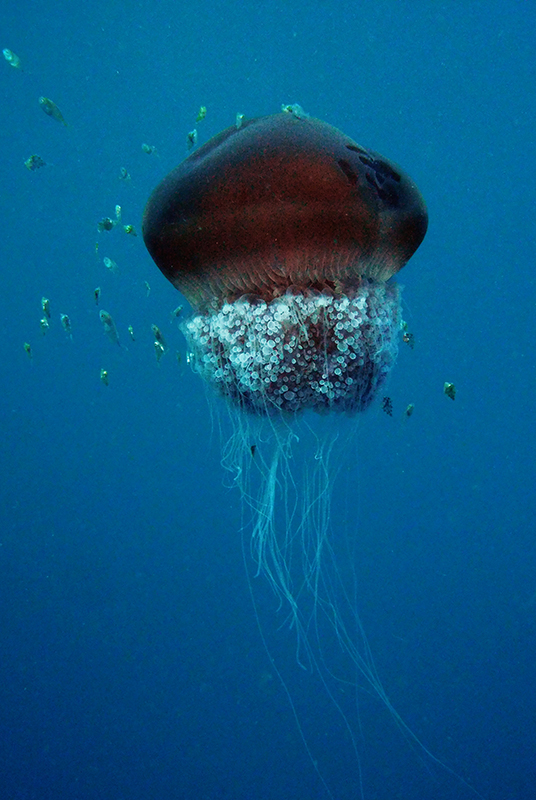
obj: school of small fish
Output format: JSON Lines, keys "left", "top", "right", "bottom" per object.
{"left": 5, "top": 46, "right": 208, "bottom": 383}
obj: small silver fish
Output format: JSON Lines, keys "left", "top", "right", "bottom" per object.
{"left": 100, "top": 310, "right": 120, "bottom": 346}
{"left": 103, "top": 257, "right": 118, "bottom": 274}
{"left": 39, "top": 96, "right": 68, "bottom": 126}
{"left": 24, "top": 154, "right": 46, "bottom": 171}
{"left": 141, "top": 143, "right": 158, "bottom": 155}
{"left": 3, "top": 48, "right": 21, "bottom": 69}
{"left": 186, "top": 129, "right": 197, "bottom": 149}
{"left": 151, "top": 324, "right": 167, "bottom": 350}
{"left": 60, "top": 313, "right": 72, "bottom": 339}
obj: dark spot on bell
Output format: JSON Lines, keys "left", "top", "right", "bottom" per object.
{"left": 337, "top": 159, "right": 358, "bottom": 186}
{"left": 346, "top": 143, "right": 369, "bottom": 155}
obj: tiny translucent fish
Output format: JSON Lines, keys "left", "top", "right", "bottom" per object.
{"left": 24, "top": 342, "right": 32, "bottom": 359}
{"left": 236, "top": 113, "right": 245, "bottom": 130}
{"left": 41, "top": 297, "right": 51, "bottom": 318}
{"left": 128, "top": 325, "right": 135, "bottom": 341}
{"left": 3, "top": 48, "right": 21, "bottom": 69}
{"left": 176, "top": 350, "right": 182, "bottom": 367}
{"left": 100, "top": 310, "right": 120, "bottom": 346}
{"left": 444, "top": 382, "right": 456, "bottom": 400}
{"left": 24, "top": 154, "right": 46, "bottom": 172}
{"left": 94, "top": 287, "right": 101, "bottom": 305}
{"left": 119, "top": 167, "right": 131, "bottom": 181}
{"left": 141, "top": 143, "right": 157, "bottom": 155}
{"left": 97, "top": 217, "right": 115, "bottom": 232}
{"left": 60, "top": 313, "right": 72, "bottom": 339}
{"left": 196, "top": 106, "right": 207, "bottom": 123}
{"left": 405, "top": 403, "right": 415, "bottom": 418}
{"left": 281, "top": 103, "right": 309, "bottom": 119}
{"left": 403, "top": 330, "right": 415, "bottom": 349}
{"left": 151, "top": 324, "right": 167, "bottom": 350}
{"left": 170, "top": 305, "right": 183, "bottom": 322}
{"left": 154, "top": 340, "right": 165, "bottom": 362}
{"left": 103, "top": 256, "right": 118, "bottom": 274}
{"left": 115, "top": 205, "right": 122, "bottom": 222}
{"left": 144, "top": 281, "right": 151, "bottom": 297}
{"left": 40, "top": 317, "right": 49, "bottom": 335}
{"left": 186, "top": 129, "right": 197, "bottom": 149}
{"left": 123, "top": 224, "right": 137, "bottom": 236}
{"left": 100, "top": 368, "right": 109, "bottom": 386}
{"left": 39, "top": 96, "right": 68, "bottom": 126}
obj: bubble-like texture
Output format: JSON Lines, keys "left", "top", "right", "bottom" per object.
{"left": 183, "top": 281, "right": 400, "bottom": 415}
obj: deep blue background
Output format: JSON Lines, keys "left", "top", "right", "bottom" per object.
{"left": 1, "top": 1, "right": 535, "bottom": 798}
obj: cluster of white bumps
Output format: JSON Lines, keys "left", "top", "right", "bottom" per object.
{"left": 183, "top": 281, "right": 400, "bottom": 415}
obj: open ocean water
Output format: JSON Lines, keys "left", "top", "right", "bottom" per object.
{"left": 1, "top": 2, "right": 535, "bottom": 798}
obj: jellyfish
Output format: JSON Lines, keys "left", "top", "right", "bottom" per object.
{"left": 142, "top": 109, "right": 435, "bottom": 797}
{"left": 143, "top": 109, "right": 427, "bottom": 416}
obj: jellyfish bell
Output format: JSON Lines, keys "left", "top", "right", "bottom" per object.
{"left": 141, "top": 110, "right": 476, "bottom": 798}
{"left": 143, "top": 110, "right": 427, "bottom": 305}
{"left": 143, "top": 109, "right": 427, "bottom": 416}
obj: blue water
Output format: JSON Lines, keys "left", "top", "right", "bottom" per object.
{"left": 1, "top": 1, "right": 535, "bottom": 798}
